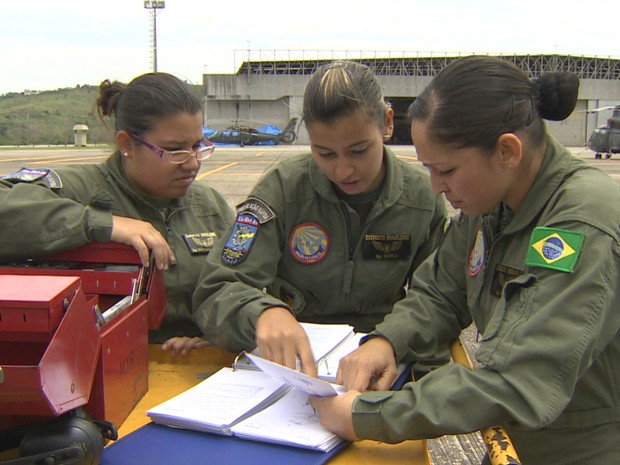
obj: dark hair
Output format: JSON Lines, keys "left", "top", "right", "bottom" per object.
{"left": 302, "top": 61, "right": 388, "bottom": 129}
{"left": 96, "top": 72, "right": 203, "bottom": 135}
{"left": 408, "top": 56, "right": 579, "bottom": 151}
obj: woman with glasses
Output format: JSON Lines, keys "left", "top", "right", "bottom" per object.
{"left": 193, "top": 61, "right": 448, "bottom": 376}
{"left": 0, "top": 72, "right": 234, "bottom": 355}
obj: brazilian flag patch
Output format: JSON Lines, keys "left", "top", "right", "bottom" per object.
{"left": 525, "top": 227, "right": 584, "bottom": 273}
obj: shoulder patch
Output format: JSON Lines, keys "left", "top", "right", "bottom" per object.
{"left": 236, "top": 198, "right": 275, "bottom": 224}
{"left": 525, "top": 227, "right": 584, "bottom": 273}
{"left": 1, "top": 167, "right": 62, "bottom": 189}
{"left": 221, "top": 214, "right": 260, "bottom": 265}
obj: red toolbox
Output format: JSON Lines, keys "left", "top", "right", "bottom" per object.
{"left": 0, "top": 242, "right": 167, "bottom": 430}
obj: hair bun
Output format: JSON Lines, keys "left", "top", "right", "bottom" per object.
{"left": 535, "top": 72, "right": 579, "bottom": 121}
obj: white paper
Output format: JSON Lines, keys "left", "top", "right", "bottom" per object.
{"left": 146, "top": 367, "right": 289, "bottom": 434}
{"left": 244, "top": 353, "right": 345, "bottom": 397}
{"left": 230, "top": 388, "right": 344, "bottom": 452}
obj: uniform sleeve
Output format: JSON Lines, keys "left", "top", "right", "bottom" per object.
{"left": 353, "top": 219, "right": 620, "bottom": 442}
{"left": 192, "top": 167, "right": 292, "bottom": 353}
{"left": 0, "top": 180, "right": 113, "bottom": 261}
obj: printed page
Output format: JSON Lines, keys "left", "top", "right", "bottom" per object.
{"left": 245, "top": 353, "right": 345, "bottom": 397}
{"left": 233, "top": 322, "right": 355, "bottom": 373}
{"left": 317, "top": 332, "right": 365, "bottom": 382}
{"left": 299, "top": 322, "right": 355, "bottom": 360}
{"left": 146, "top": 367, "right": 289, "bottom": 435}
{"left": 230, "top": 388, "right": 345, "bottom": 452}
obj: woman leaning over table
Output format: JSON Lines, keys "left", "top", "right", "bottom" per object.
{"left": 193, "top": 61, "right": 448, "bottom": 377}
{"left": 310, "top": 56, "right": 620, "bottom": 465}
{"left": 0, "top": 72, "right": 234, "bottom": 355}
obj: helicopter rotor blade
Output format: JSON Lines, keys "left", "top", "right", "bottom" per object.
{"left": 579, "top": 105, "right": 620, "bottom": 113}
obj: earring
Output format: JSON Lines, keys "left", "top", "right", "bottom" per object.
{"left": 122, "top": 152, "right": 129, "bottom": 157}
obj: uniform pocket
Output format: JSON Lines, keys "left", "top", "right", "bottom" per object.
{"left": 477, "top": 273, "right": 538, "bottom": 369}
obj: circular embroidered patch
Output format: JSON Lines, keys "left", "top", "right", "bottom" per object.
{"left": 289, "top": 223, "right": 329, "bottom": 264}
{"left": 469, "top": 227, "right": 485, "bottom": 277}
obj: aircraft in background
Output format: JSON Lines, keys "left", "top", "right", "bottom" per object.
{"left": 204, "top": 118, "right": 298, "bottom": 146}
{"left": 586, "top": 105, "right": 620, "bottom": 159}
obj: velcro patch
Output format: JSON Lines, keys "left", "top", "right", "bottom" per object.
{"left": 183, "top": 232, "right": 217, "bottom": 255}
{"left": 362, "top": 233, "right": 411, "bottom": 260}
{"left": 222, "top": 214, "right": 260, "bottom": 265}
{"left": 490, "top": 263, "right": 523, "bottom": 297}
{"left": 525, "top": 227, "right": 584, "bottom": 272}
{"left": 236, "top": 198, "right": 275, "bottom": 224}
{"left": 289, "top": 223, "right": 329, "bottom": 264}
{"left": 1, "top": 167, "right": 62, "bottom": 189}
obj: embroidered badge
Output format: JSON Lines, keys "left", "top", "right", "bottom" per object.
{"left": 236, "top": 198, "right": 275, "bottom": 224}
{"left": 183, "top": 232, "right": 217, "bottom": 255}
{"left": 289, "top": 223, "right": 329, "bottom": 264}
{"left": 221, "top": 214, "right": 260, "bottom": 265}
{"left": 469, "top": 227, "right": 485, "bottom": 277}
{"left": 362, "top": 233, "right": 411, "bottom": 260}
{"left": 266, "top": 278, "right": 306, "bottom": 314}
{"left": 525, "top": 227, "right": 584, "bottom": 272}
{"left": 1, "top": 167, "right": 62, "bottom": 188}
{"left": 490, "top": 263, "right": 523, "bottom": 297}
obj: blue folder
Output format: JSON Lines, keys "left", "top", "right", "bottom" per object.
{"left": 100, "top": 423, "right": 349, "bottom": 465}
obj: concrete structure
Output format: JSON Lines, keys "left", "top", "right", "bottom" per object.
{"left": 72, "top": 124, "right": 88, "bottom": 147}
{"left": 202, "top": 53, "right": 620, "bottom": 146}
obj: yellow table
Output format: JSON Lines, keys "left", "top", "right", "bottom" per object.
{"left": 116, "top": 345, "right": 431, "bottom": 465}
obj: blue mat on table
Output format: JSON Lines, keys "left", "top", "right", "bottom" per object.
{"left": 100, "top": 422, "right": 349, "bottom": 465}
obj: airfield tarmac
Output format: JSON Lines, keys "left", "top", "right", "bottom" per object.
{"left": 1, "top": 144, "right": 618, "bottom": 210}
{"left": 1, "top": 143, "right": 618, "bottom": 464}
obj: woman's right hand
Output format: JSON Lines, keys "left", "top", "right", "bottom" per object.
{"left": 255, "top": 307, "right": 317, "bottom": 377}
{"left": 111, "top": 215, "right": 175, "bottom": 269}
{"left": 336, "top": 336, "right": 398, "bottom": 392}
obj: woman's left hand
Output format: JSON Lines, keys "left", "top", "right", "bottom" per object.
{"left": 160, "top": 336, "right": 210, "bottom": 356}
{"left": 309, "top": 390, "right": 361, "bottom": 441}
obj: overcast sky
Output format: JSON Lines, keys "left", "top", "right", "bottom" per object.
{"left": 1, "top": 0, "right": 618, "bottom": 95}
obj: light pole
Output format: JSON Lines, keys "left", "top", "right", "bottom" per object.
{"left": 144, "top": 1, "right": 166, "bottom": 72}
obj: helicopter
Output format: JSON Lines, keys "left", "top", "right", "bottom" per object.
{"left": 586, "top": 105, "right": 620, "bottom": 159}
{"left": 204, "top": 117, "right": 298, "bottom": 146}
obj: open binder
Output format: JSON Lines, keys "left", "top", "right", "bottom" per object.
{"left": 145, "top": 323, "right": 360, "bottom": 452}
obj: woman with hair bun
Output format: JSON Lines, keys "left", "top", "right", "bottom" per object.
{"left": 310, "top": 56, "right": 620, "bottom": 464}
{"left": 0, "top": 72, "right": 234, "bottom": 355}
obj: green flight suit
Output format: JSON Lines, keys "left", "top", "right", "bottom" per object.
{"left": 193, "top": 147, "right": 447, "bottom": 356}
{"left": 0, "top": 152, "right": 234, "bottom": 343}
{"left": 352, "top": 137, "right": 620, "bottom": 464}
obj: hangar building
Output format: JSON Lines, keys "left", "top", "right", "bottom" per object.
{"left": 202, "top": 53, "right": 620, "bottom": 147}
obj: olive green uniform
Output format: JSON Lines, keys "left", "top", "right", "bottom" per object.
{"left": 352, "top": 137, "right": 620, "bottom": 464}
{"left": 193, "top": 147, "right": 447, "bottom": 354}
{"left": 0, "top": 153, "right": 234, "bottom": 343}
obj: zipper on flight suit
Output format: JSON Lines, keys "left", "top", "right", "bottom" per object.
{"left": 339, "top": 203, "right": 356, "bottom": 304}
{"left": 339, "top": 202, "right": 376, "bottom": 306}
{"left": 160, "top": 208, "right": 181, "bottom": 312}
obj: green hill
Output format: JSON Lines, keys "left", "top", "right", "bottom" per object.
{"left": 0, "top": 86, "right": 113, "bottom": 146}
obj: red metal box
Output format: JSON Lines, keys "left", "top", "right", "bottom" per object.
{"left": 0, "top": 242, "right": 167, "bottom": 431}
{"left": 0, "top": 275, "right": 100, "bottom": 417}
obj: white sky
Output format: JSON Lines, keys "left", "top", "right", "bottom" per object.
{"left": 1, "top": 0, "right": 618, "bottom": 95}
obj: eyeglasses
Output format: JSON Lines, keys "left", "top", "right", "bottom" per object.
{"left": 128, "top": 132, "right": 214, "bottom": 164}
